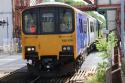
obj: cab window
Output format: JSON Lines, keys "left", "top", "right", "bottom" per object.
{"left": 60, "top": 9, "right": 73, "bottom": 32}
{"left": 23, "top": 10, "right": 37, "bottom": 34}
{"left": 41, "top": 12, "right": 55, "bottom": 33}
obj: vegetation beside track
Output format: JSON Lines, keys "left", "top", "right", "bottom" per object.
{"left": 88, "top": 32, "right": 117, "bottom": 83}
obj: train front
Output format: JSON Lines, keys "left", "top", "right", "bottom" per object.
{"left": 21, "top": 3, "right": 77, "bottom": 75}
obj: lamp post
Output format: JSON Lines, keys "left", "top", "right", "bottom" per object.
{"left": 6, "top": 17, "right": 9, "bottom": 40}
{"left": 120, "top": 0, "right": 125, "bottom": 56}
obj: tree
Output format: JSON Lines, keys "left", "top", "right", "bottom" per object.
{"left": 55, "top": 0, "right": 65, "bottom": 2}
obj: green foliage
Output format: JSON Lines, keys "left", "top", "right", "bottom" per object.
{"left": 88, "top": 75, "right": 98, "bottom": 83}
{"left": 71, "top": 1, "right": 84, "bottom": 6}
{"left": 88, "top": 62, "right": 108, "bottom": 83}
{"left": 96, "top": 61, "right": 108, "bottom": 83}
{"left": 96, "top": 32, "right": 117, "bottom": 59}
{"left": 64, "top": 0, "right": 85, "bottom": 6}
{"left": 107, "top": 32, "right": 117, "bottom": 51}
{"left": 55, "top": 0, "right": 65, "bottom": 2}
{"left": 88, "top": 32, "right": 117, "bottom": 83}
{"left": 96, "top": 38, "right": 107, "bottom": 52}
{"left": 43, "top": 0, "right": 53, "bottom": 2}
{"left": 100, "top": 52, "right": 110, "bottom": 59}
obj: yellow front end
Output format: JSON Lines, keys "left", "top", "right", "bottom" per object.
{"left": 22, "top": 33, "right": 77, "bottom": 60}
{"left": 21, "top": 4, "right": 77, "bottom": 73}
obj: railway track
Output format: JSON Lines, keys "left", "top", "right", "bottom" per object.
{"left": 0, "top": 66, "right": 34, "bottom": 83}
{"left": 29, "top": 74, "right": 72, "bottom": 83}
{"left": 0, "top": 74, "right": 72, "bottom": 83}
{"left": 0, "top": 71, "right": 36, "bottom": 83}
{"left": 69, "top": 67, "right": 97, "bottom": 83}
{"left": 0, "top": 66, "right": 26, "bottom": 79}
{"left": 0, "top": 67, "right": 96, "bottom": 83}
{"left": 0, "top": 66, "right": 72, "bottom": 83}
{"left": 0, "top": 52, "right": 100, "bottom": 83}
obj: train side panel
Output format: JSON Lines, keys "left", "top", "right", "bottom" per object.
{"left": 76, "top": 12, "right": 88, "bottom": 56}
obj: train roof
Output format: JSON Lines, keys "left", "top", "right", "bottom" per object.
{"left": 30, "top": 2, "right": 86, "bottom": 13}
{"left": 30, "top": 2, "right": 73, "bottom": 9}
{"left": 27, "top": 2, "right": 88, "bottom": 15}
{"left": 26, "top": 2, "right": 104, "bottom": 22}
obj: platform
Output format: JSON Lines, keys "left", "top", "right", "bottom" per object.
{"left": 0, "top": 54, "right": 26, "bottom": 78}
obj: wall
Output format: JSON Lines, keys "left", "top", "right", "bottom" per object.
{"left": 107, "top": 10, "right": 116, "bottom": 31}
{"left": 97, "top": 0, "right": 121, "bottom": 5}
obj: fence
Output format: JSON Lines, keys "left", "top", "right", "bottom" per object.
{"left": 106, "top": 64, "right": 122, "bottom": 83}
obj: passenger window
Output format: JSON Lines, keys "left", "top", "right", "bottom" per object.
{"left": 90, "top": 22, "right": 94, "bottom": 32}
{"left": 83, "top": 20, "right": 87, "bottom": 33}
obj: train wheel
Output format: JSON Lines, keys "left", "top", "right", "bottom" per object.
{"left": 75, "top": 55, "right": 83, "bottom": 72}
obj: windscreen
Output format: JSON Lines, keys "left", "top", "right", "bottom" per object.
{"left": 40, "top": 9, "right": 55, "bottom": 33}
{"left": 22, "top": 7, "right": 74, "bottom": 34}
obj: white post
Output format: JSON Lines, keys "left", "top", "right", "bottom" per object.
{"left": 120, "top": 0, "right": 124, "bottom": 56}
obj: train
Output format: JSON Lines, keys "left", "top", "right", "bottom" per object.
{"left": 21, "top": 2, "right": 104, "bottom": 76}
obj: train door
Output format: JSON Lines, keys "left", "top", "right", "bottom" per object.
{"left": 83, "top": 18, "right": 87, "bottom": 48}
{"left": 94, "top": 19, "right": 97, "bottom": 40}
{"left": 79, "top": 17, "right": 84, "bottom": 49}
{"left": 89, "top": 18, "right": 95, "bottom": 44}
{"left": 87, "top": 18, "right": 90, "bottom": 46}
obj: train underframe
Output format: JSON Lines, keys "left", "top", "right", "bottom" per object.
{"left": 25, "top": 50, "right": 87, "bottom": 77}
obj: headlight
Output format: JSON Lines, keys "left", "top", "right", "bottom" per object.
{"left": 27, "top": 48, "right": 31, "bottom": 51}
{"left": 32, "top": 48, "right": 35, "bottom": 51}
{"left": 63, "top": 47, "right": 67, "bottom": 50}
{"left": 67, "top": 46, "right": 71, "bottom": 51}
{"left": 62, "top": 46, "right": 73, "bottom": 51}
{"left": 26, "top": 46, "right": 35, "bottom": 52}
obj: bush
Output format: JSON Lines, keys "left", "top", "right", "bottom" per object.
{"left": 88, "top": 32, "right": 117, "bottom": 83}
